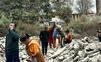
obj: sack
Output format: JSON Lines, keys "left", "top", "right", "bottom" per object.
{"left": 28, "top": 40, "right": 40, "bottom": 56}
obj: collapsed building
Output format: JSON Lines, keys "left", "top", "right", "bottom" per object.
{"left": 0, "top": 37, "right": 101, "bottom": 62}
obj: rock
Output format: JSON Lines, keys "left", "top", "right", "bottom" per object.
{"left": 83, "top": 37, "right": 90, "bottom": 43}
{"left": 74, "top": 56, "right": 79, "bottom": 62}
{"left": 89, "top": 56, "right": 98, "bottom": 62}
{"left": 58, "top": 56, "right": 64, "bottom": 61}
{"left": 1, "top": 36, "right": 101, "bottom": 62}
{"left": 47, "top": 49, "right": 55, "bottom": 54}
{"left": 78, "top": 51, "right": 85, "bottom": 58}
{"left": 81, "top": 56, "right": 89, "bottom": 62}
{"left": 22, "top": 60, "right": 27, "bottom": 62}
{"left": 63, "top": 55, "right": 74, "bottom": 62}
{"left": 60, "top": 50, "right": 70, "bottom": 56}
{"left": 64, "top": 55, "right": 70, "bottom": 58}
{"left": 22, "top": 55, "right": 27, "bottom": 59}
{"left": 50, "top": 46, "right": 69, "bottom": 58}
{"left": 96, "top": 42, "right": 101, "bottom": 50}
{"left": 73, "top": 43, "right": 80, "bottom": 51}
{"left": 89, "top": 52, "right": 100, "bottom": 57}
{"left": 97, "top": 55, "right": 101, "bottom": 62}
{"left": 48, "top": 58, "right": 54, "bottom": 62}
{"left": 85, "top": 43, "right": 96, "bottom": 54}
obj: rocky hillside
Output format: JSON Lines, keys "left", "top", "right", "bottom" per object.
{"left": 0, "top": 37, "right": 101, "bottom": 62}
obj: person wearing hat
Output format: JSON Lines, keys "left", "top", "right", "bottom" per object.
{"left": 56, "top": 25, "right": 65, "bottom": 47}
{"left": 65, "top": 29, "right": 72, "bottom": 44}
{"left": 20, "top": 34, "right": 45, "bottom": 62}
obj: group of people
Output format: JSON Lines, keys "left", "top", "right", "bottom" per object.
{"left": 39, "top": 23, "right": 73, "bottom": 56}
{"left": 5, "top": 22, "right": 72, "bottom": 62}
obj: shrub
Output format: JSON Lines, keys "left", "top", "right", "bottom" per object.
{"left": 17, "top": 21, "right": 42, "bottom": 36}
{"left": 68, "top": 15, "right": 99, "bottom": 36}
{"left": 0, "top": 15, "right": 10, "bottom": 36}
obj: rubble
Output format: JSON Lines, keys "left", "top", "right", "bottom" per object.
{"left": 0, "top": 36, "right": 101, "bottom": 62}
{"left": 45, "top": 37, "right": 101, "bottom": 62}
{"left": 0, "top": 37, "right": 29, "bottom": 62}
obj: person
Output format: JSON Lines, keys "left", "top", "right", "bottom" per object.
{"left": 39, "top": 27, "right": 49, "bottom": 55}
{"left": 52, "top": 25, "right": 58, "bottom": 48}
{"left": 48, "top": 25, "right": 53, "bottom": 48}
{"left": 97, "top": 29, "right": 101, "bottom": 42}
{"left": 65, "top": 29, "right": 72, "bottom": 44}
{"left": 56, "top": 25, "right": 65, "bottom": 47}
{"left": 5, "top": 22, "right": 20, "bottom": 62}
{"left": 20, "top": 34, "right": 45, "bottom": 62}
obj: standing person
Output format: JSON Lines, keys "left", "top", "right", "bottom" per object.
{"left": 97, "top": 29, "right": 101, "bottom": 42}
{"left": 65, "top": 29, "right": 72, "bottom": 44}
{"left": 5, "top": 22, "right": 20, "bottom": 62}
{"left": 39, "top": 27, "right": 49, "bottom": 55}
{"left": 52, "top": 25, "right": 58, "bottom": 48}
{"left": 20, "top": 34, "right": 45, "bottom": 62}
{"left": 56, "top": 25, "right": 65, "bottom": 47}
{"left": 48, "top": 26, "right": 53, "bottom": 48}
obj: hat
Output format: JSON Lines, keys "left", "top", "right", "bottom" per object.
{"left": 65, "top": 29, "right": 69, "bottom": 32}
{"left": 57, "top": 25, "right": 62, "bottom": 28}
{"left": 20, "top": 34, "right": 30, "bottom": 42}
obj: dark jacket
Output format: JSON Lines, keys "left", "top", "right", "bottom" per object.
{"left": 57, "top": 29, "right": 65, "bottom": 37}
{"left": 5, "top": 29, "right": 19, "bottom": 53}
{"left": 39, "top": 31, "right": 49, "bottom": 42}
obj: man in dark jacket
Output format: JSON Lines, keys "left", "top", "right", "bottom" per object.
{"left": 97, "top": 29, "right": 101, "bottom": 42}
{"left": 5, "top": 22, "right": 20, "bottom": 62}
{"left": 39, "top": 26, "right": 49, "bottom": 56}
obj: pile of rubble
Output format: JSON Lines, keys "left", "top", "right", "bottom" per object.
{"left": 45, "top": 37, "right": 101, "bottom": 62}
{"left": 0, "top": 37, "right": 101, "bottom": 62}
{"left": 0, "top": 37, "right": 29, "bottom": 62}
{"left": 0, "top": 37, "right": 5, "bottom": 62}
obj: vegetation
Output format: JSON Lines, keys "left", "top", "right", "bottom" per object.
{"left": 0, "top": 0, "right": 72, "bottom": 36}
{"left": 68, "top": 15, "right": 99, "bottom": 36}
{"left": 76, "top": 0, "right": 94, "bottom": 15}
{"left": 0, "top": 0, "right": 98, "bottom": 37}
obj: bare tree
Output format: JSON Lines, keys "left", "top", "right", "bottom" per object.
{"left": 96, "top": 0, "right": 100, "bottom": 14}
{"left": 76, "top": 0, "right": 94, "bottom": 15}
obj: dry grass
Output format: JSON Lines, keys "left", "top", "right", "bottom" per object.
{"left": 17, "top": 21, "right": 42, "bottom": 36}
{"left": 68, "top": 15, "right": 100, "bottom": 36}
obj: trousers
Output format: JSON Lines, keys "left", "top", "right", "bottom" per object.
{"left": 6, "top": 51, "right": 20, "bottom": 62}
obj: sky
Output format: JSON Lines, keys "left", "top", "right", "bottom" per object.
{"left": 72, "top": 0, "right": 96, "bottom": 14}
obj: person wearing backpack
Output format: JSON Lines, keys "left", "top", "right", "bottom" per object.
{"left": 20, "top": 34, "right": 45, "bottom": 62}
{"left": 39, "top": 27, "right": 49, "bottom": 56}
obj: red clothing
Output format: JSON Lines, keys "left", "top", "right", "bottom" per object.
{"left": 48, "top": 27, "right": 53, "bottom": 48}
{"left": 66, "top": 32, "right": 72, "bottom": 42}
{"left": 26, "top": 37, "right": 40, "bottom": 56}
{"left": 26, "top": 37, "right": 45, "bottom": 62}
{"left": 57, "top": 36, "right": 60, "bottom": 43}
{"left": 48, "top": 27, "right": 53, "bottom": 42}
{"left": 53, "top": 39, "right": 56, "bottom": 48}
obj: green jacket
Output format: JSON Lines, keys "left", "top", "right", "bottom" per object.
{"left": 5, "top": 29, "right": 19, "bottom": 53}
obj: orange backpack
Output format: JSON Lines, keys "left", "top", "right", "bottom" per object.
{"left": 26, "top": 37, "right": 40, "bottom": 56}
